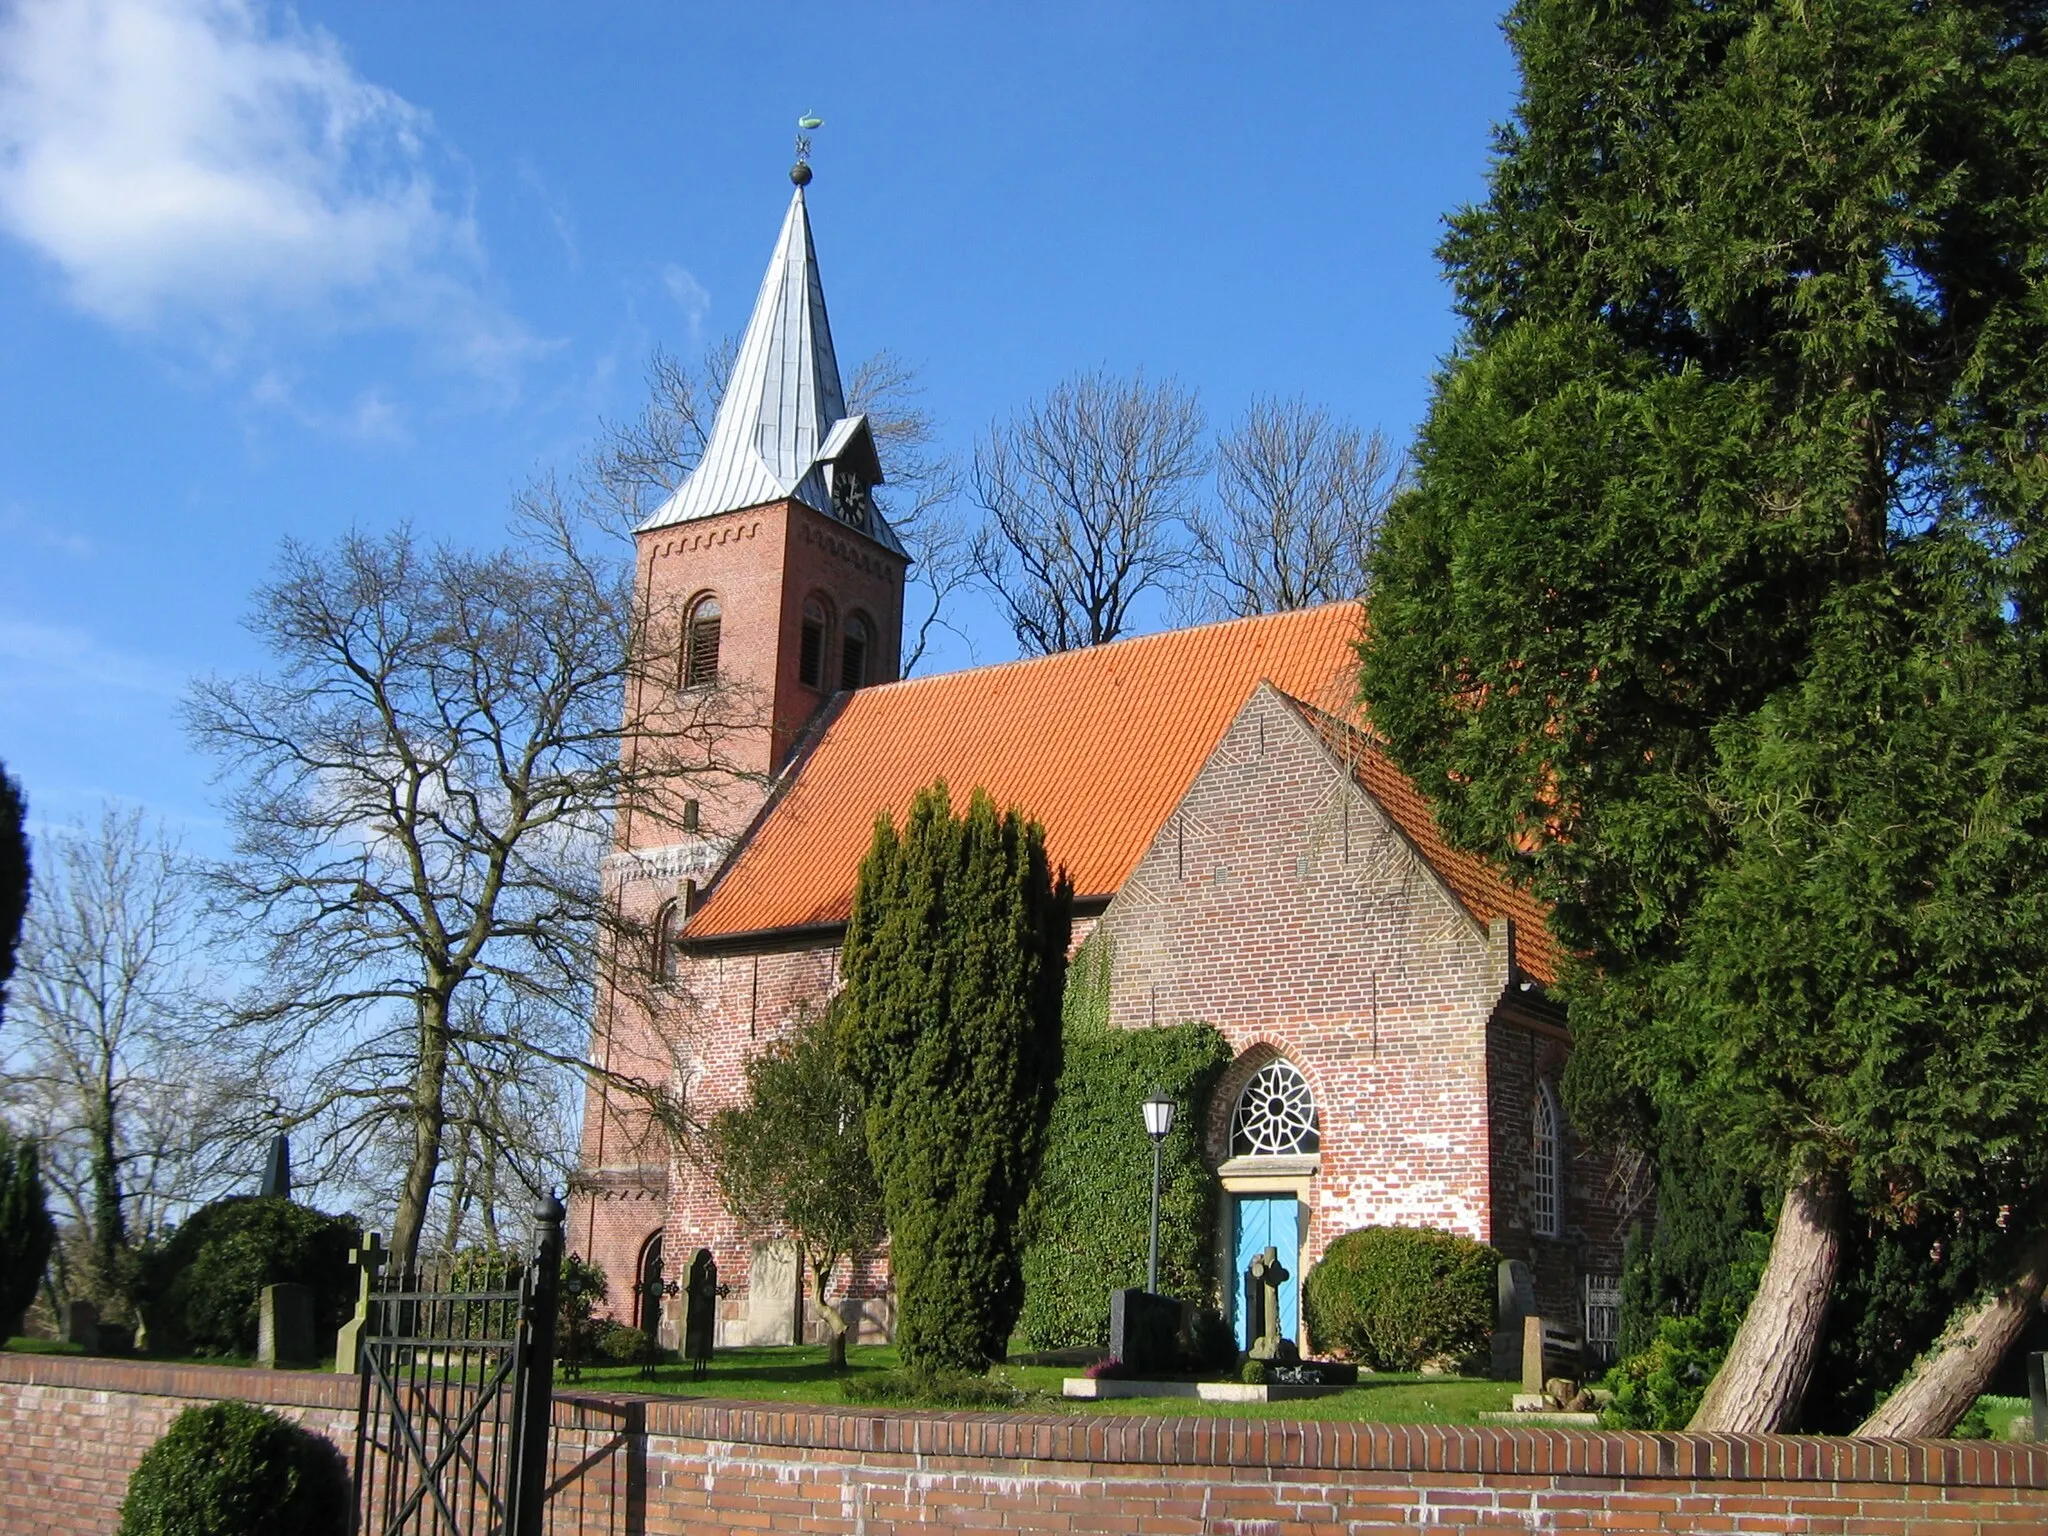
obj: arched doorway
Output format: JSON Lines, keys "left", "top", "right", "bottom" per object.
{"left": 1222, "top": 1056, "right": 1320, "bottom": 1349}
{"left": 636, "top": 1231, "right": 665, "bottom": 1338}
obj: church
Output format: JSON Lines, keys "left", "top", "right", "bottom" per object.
{"left": 569, "top": 174, "right": 1633, "bottom": 1361}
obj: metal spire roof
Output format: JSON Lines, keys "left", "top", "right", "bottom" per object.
{"left": 637, "top": 186, "right": 904, "bottom": 556}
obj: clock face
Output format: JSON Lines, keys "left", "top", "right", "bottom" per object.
{"left": 832, "top": 467, "right": 872, "bottom": 531}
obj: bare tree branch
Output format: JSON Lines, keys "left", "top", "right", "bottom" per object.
{"left": 1184, "top": 398, "right": 1404, "bottom": 619}
{"left": 971, "top": 371, "right": 1207, "bottom": 654}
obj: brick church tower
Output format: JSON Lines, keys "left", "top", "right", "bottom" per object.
{"left": 573, "top": 170, "right": 908, "bottom": 1319}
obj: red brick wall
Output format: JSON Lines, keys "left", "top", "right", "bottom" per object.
{"left": 7, "top": 1355, "right": 2045, "bottom": 1535}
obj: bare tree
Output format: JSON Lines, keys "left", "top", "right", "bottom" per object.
{"left": 971, "top": 371, "right": 1207, "bottom": 654}
{"left": 185, "top": 503, "right": 748, "bottom": 1273}
{"left": 592, "top": 342, "right": 968, "bottom": 671}
{"left": 1, "top": 808, "right": 267, "bottom": 1306}
{"left": 1186, "top": 398, "right": 1404, "bottom": 619}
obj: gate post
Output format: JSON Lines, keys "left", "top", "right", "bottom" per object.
{"left": 511, "top": 1192, "right": 564, "bottom": 1536}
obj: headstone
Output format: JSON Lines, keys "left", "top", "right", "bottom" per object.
{"left": 259, "top": 1133, "right": 291, "bottom": 1201}
{"left": 1246, "top": 1246, "right": 1291, "bottom": 1361}
{"left": 334, "top": 1231, "right": 388, "bottom": 1374}
{"left": 2029, "top": 1351, "right": 2048, "bottom": 1442}
{"left": 258, "top": 1283, "right": 315, "bottom": 1368}
{"left": 1492, "top": 1260, "right": 1540, "bottom": 1379}
{"left": 1108, "top": 1289, "right": 1181, "bottom": 1375}
{"left": 683, "top": 1248, "right": 717, "bottom": 1380}
{"left": 1521, "top": 1314, "right": 1546, "bottom": 1395}
{"left": 744, "top": 1239, "right": 799, "bottom": 1345}
{"left": 61, "top": 1299, "right": 99, "bottom": 1353}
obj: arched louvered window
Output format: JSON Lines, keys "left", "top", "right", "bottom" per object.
{"left": 799, "top": 597, "right": 829, "bottom": 690}
{"left": 650, "top": 899, "right": 681, "bottom": 982}
{"left": 1532, "top": 1082, "right": 1562, "bottom": 1238}
{"left": 840, "top": 612, "right": 872, "bottom": 691}
{"left": 683, "top": 596, "right": 721, "bottom": 687}
{"left": 1231, "top": 1059, "right": 1320, "bottom": 1157}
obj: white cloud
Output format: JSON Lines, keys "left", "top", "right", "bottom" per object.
{"left": 663, "top": 263, "right": 710, "bottom": 339}
{"left": 0, "top": 0, "right": 533, "bottom": 376}
{"left": 0, "top": 616, "right": 186, "bottom": 698}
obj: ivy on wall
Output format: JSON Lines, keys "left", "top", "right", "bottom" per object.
{"left": 1015, "top": 935, "right": 1233, "bottom": 1350}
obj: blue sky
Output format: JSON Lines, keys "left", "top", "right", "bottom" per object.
{"left": 0, "top": 0, "right": 1519, "bottom": 850}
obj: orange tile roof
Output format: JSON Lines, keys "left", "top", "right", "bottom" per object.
{"left": 1290, "top": 699, "right": 1560, "bottom": 986}
{"left": 683, "top": 600, "right": 1558, "bottom": 988}
{"left": 685, "top": 605, "right": 1366, "bottom": 939}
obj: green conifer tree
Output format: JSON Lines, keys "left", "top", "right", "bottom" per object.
{"left": 839, "top": 782, "right": 1071, "bottom": 1374}
{"left": 0, "top": 1127, "right": 56, "bottom": 1340}
{"left": 1360, "top": 1, "right": 2048, "bottom": 1432}
{"left": 0, "top": 764, "right": 26, "bottom": 1029}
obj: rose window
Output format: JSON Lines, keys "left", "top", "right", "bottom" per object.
{"left": 1230, "top": 1060, "right": 1320, "bottom": 1157}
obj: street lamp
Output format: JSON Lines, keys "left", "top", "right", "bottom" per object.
{"left": 1141, "top": 1091, "right": 1177, "bottom": 1293}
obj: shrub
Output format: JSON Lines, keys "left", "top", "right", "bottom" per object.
{"left": 1180, "top": 1306, "right": 1237, "bottom": 1374}
{"left": 1302, "top": 1225, "right": 1500, "bottom": 1371}
{"left": 1600, "top": 1313, "right": 1727, "bottom": 1430}
{"left": 117, "top": 1400, "right": 349, "bottom": 1536}
{"left": 598, "top": 1323, "right": 651, "bottom": 1365}
{"left": 0, "top": 1127, "right": 55, "bottom": 1340}
{"left": 840, "top": 782, "right": 1071, "bottom": 1373}
{"left": 839, "top": 1368, "right": 1023, "bottom": 1410}
{"left": 557, "top": 1254, "right": 608, "bottom": 1364}
{"left": 1015, "top": 936, "right": 1231, "bottom": 1351}
{"left": 140, "top": 1197, "right": 360, "bottom": 1356}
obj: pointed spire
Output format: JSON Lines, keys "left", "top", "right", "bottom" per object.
{"left": 639, "top": 187, "right": 901, "bottom": 554}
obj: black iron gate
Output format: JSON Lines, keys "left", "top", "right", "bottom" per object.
{"left": 352, "top": 1195, "right": 562, "bottom": 1536}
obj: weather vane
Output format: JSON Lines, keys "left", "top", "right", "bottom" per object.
{"left": 791, "top": 112, "right": 824, "bottom": 186}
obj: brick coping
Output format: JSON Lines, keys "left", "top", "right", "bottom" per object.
{"left": 7, "top": 1352, "right": 2042, "bottom": 1490}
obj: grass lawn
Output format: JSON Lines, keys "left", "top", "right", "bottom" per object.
{"left": 560, "top": 1344, "right": 1518, "bottom": 1423}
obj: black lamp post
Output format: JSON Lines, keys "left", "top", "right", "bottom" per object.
{"left": 1141, "top": 1091, "right": 1176, "bottom": 1293}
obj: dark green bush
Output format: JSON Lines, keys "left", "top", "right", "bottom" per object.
{"left": 839, "top": 1368, "right": 1023, "bottom": 1409}
{"left": 1015, "top": 936, "right": 1231, "bottom": 1350}
{"left": 141, "top": 1197, "right": 360, "bottom": 1356}
{"left": 1600, "top": 1313, "right": 1726, "bottom": 1430}
{"left": 117, "top": 1400, "right": 349, "bottom": 1536}
{"left": 1302, "top": 1225, "right": 1500, "bottom": 1371}
{"left": 598, "top": 1323, "right": 651, "bottom": 1364}
{"left": 557, "top": 1254, "right": 608, "bottom": 1364}
{"left": 0, "top": 1127, "right": 55, "bottom": 1340}
{"left": 1181, "top": 1306, "right": 1237, "bottom": 1373}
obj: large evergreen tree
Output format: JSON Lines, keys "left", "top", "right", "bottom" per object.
{"left": 1361, "top": 1, "right": 2048, "bottom": 1432}
{"left": 839, "top": 782, "right": 1071, "bottom": 1373}
{"left": 0, "top": 1127, "right": 55, "bottom": 1340}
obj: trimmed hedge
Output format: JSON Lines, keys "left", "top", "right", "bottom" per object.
{"left": 117, "top": 1400, "right": 349, "bottom": 1536}
{"left": 1302, "top": 1225, "right": 1500, "bottom": 1371}
{"left": 142, "top": 1197, "right": 360, "bottom": 1357}
{"left": 1015, "top": 934, "right": 1232, "bottom": 1350}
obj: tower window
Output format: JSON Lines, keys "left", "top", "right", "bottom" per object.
{"left": 799, "top": 597, "right": 828, "bottom": 690}
{"left": 650, "top": 900, "right": 678, "bottom": 981}
{"left": 683, "top": 596, "right": 721, "bottom": 687}
{"left": 841, "top": 613, "right": 872, "bottom": 691}
{"left": 1532, "top": 1082, "right": 1562, "bottom": 1238}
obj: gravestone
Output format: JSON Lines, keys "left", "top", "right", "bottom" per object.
{"left": 1108, "top": 1289, "right": 1181, "bottom": 1375}
{"left": 1492, "top": 1260, "right": 1539, "bottom": 1379}
{"left": 1245, "top": 1246, "right": 1291, "bottom": 1362}
{"left": 2029, "top": 1352, "right": 2047, "bottom": 1442}
{"left": 61, "top": 1299, "right": 98, "bottom": 1353}
{"left": 333, "top": 1232, "right": 388, "bottom": 1374}
{"left": 683, "top": 1248, "right": 717, "bottom": 1380}
{"left": 744, "top": 1239, "right": 799, "bottom": 1345}
{"left": 258, "top": 1283, "right": 315, "bottom": 1368}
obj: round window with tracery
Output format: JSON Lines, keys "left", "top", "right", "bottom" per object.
{"left": 1231, "top": 1060, "right": 1320, "bottom": 1157}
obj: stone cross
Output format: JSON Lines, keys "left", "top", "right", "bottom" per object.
{"left": 683, "top": 1248, "right": 717, "bottom": 1379}
{"left": 333, "top": 1231, "right": 389, "bottom": 1374}
{"left": 1246, "top": 1245, "right": 1290, "bottom": 1361}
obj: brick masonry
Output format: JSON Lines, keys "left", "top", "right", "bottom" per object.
{"left": 7, "top": 1354, "right": 2048, "bottom": 1535}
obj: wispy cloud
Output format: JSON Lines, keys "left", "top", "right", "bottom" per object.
{"left": 0, "top": 502, "right": 96, "bottom": 557}
{"left": 0, "top": 0, "right": 536, "bottom": 381}
{"left": 0, "top": 617, "right": 187, "bottom": 699}
{"left": 663, "top": 264, "right": 710, "bottom": 341}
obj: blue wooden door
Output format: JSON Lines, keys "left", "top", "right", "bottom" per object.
{"left": 1231, "top": 1194, "right": 1300, "bottom": 1348}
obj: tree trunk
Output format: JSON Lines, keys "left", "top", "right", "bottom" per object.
{"left": 1689, "top": 1172, "right": 1847, "bottom": 1433}
{"left": 1856, "top": 1220, "right": 2048, "bottom": 1439}
{"left": 390, "top": 1000, "right": 452, "bottom": 1275}
{"left": 808, "top": 1251, "right": 849, "bottom": 1370}
{"left": 440, "top": 1127, "right": 470, "bottom": 1255}
{"left": 89, "top": 1066, "right": 124, "bottom": 1308}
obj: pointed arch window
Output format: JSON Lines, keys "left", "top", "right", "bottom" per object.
{"left": 1231, "top": 1059, "right": 1320, "bottom": 1157}
{"left": 650, "top": 900, "right": 679, "bottom": 981}
{"left": 683, "top": 596, "right": 721, "bottom": 688}
{"left": 799, "top": 597, "right": 829, "bottom": 691}
{"left": 841, "top": 612, "right": 872, "bottom": 691}
{"left": 1532, "top": 1082, "right": 1563, "bottom": 1238}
